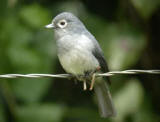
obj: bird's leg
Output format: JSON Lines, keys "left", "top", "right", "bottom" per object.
{"left": 89, "top": 66, "right": 101, "bottom": 90}
{"left": 83, "top": 81, "right": 87, "bottom": 90}
{"left": 75, "top": 75, "right": 87, "bottom": 90}
{"left": 89, "top": 73, "right": 96, "bottom": 90}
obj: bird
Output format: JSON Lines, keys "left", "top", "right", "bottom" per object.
{"left": 45, "top": 12, "right": 116, "bottom": 117}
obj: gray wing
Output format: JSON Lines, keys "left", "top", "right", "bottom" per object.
{"left": 92, "top": 45, "right": 111, "bottom": 84}
{"left": 92, "top": 46, "right": 109, "bottom": 73}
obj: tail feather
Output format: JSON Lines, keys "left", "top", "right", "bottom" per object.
{"left": 94, "top": 80, "right": 116, "bottom": 117}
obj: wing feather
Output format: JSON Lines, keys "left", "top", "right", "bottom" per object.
{"left": 92, "top": 45, "right": 111, "bottom": 84}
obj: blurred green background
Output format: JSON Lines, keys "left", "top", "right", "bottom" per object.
{"left": 0, "top": 0, "right": 160, "bottom": 122}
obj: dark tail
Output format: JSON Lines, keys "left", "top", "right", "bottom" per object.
{"left": 94, "top": 80, "right": 116, "bottom": 117}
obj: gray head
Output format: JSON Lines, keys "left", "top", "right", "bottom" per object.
{"left": 45, "top": 12, "right": 86, "bottom": 38}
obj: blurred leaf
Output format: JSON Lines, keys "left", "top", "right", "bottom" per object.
{"left": 131, "top": 0, "right": 160, "bottom": 19}
{"left": 1, "top": 16, "right": 54, "bottom": 103}
{"left": 19, "top": 4, "right": 50, "bottom": 28}
{"left": 113, "top": 79, "right": 144, "bottom": 122}
{"left": 103, "top": 23, "right": 146, "bottom": 70}
{"left": 34, "top": 30, "right": 57, "bottom": 59}
{"left": 0, "top": 15, "right": 56, "bottom": 103}
{"left": 11, "top": 79, "right": 51, "bottom": 103}
{"left": 8, "top": 47, "right": 42, "bottom": 71}
{"left": 16, "top": 103, "right": 66, "bottom": 122}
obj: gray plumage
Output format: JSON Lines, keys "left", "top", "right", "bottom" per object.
{"left": 46, "top": 12, "right": 116, "bottom": 117}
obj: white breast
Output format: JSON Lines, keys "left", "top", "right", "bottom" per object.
{"left": 57, "top": 34, "right": 99, "bottom": 75}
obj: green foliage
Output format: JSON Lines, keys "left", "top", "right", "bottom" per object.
{"left": 131, "top": 0, "right": 160, "bottom": 19}
{"left": 105, "top": 23, "right": 146, "bottom": 70}
{"left": 19, "top": 4, "right": 51, "bottom": 29}
{"left": 16, "top": 104, "right": 66, "bottom": 122}
{"left": 113, "top": 79, "right": 144, "bottom": 122}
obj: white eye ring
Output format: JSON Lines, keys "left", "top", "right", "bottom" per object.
{"left": 57, "top": 19, "right": 67, "bottom": 28}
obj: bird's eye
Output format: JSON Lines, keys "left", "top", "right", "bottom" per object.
{"left": 58, "top": 20, "right": 67, "bottom": 28}
{"left": 60, "top": 21, "right": 65, "bottom": 25}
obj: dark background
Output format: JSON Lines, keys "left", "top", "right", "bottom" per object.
{"left": 0, "top": 0, "right": 160, "bottom": 122}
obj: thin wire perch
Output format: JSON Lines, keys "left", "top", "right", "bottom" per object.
{"left": 0, "top": 70, "right": 159, "bottom": 79}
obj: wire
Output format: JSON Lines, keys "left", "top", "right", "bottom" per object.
{"left": 0, "top": 70, "right": 159, "bottom": 79}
